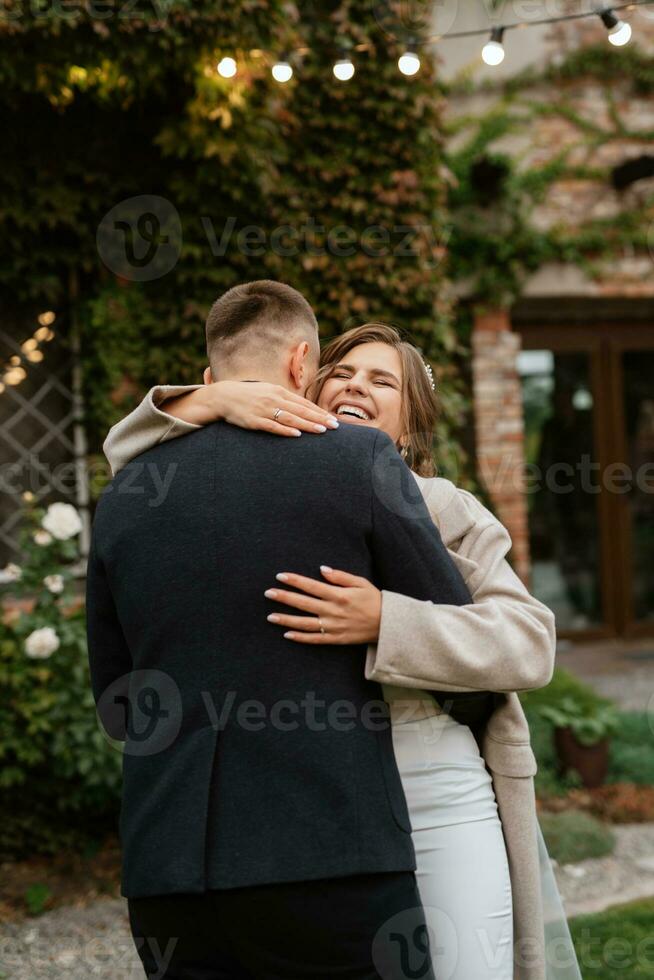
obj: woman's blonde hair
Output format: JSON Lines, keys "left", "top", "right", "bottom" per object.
{"left": 308, "top": 323, "right": 439, "bottom": 477}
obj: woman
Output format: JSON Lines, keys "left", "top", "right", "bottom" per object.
{"left": 104, "top": 323, "right": 582, "bottom": 980}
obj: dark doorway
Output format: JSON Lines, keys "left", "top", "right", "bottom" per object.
{"left": 517, "top": 324, "right": 654, "bottom": 639}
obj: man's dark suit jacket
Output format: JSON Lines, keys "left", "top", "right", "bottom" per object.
{"left": 86, "top": 421, "right": 473, "bottom": 898}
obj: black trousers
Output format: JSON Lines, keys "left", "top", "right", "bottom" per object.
{"left": 127, "top": 871, "right": 435, "bottom": 980}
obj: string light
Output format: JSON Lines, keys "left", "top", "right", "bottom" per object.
{"left": 333, "top": 57, "right": 355, "bottom": 81}
{"left": 398, "top": 51, "right": 421, "bottom": 76}
{"left": 4, "top": 367, "right": 26, "bottom": 386}
{"left": 272, "top": 59, "right": 293, "bottom": 83}
{"left": 209, "top": 1, "right": 643, "bottom": 88}
{"left": 0, "top": 314, "right": 56, "bottom": 395}
{"left": 482, "top": 27, "right": 505, "bottom": 66}
{"left": 600, "top": 9, "right": 632, "bottom": 45}
{"left": 217, "top": 56, "right": 237, "bottom": 79}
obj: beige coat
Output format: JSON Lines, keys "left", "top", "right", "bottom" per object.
{"left": 367, "top": 473, "right": 554, "bottom": 980}
{"left": 104, "top": 386, "right": 559, "bottom": 980}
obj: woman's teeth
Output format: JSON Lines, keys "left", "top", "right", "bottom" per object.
{"left": 336, "top": 405, "right": 371, "bottom": 421}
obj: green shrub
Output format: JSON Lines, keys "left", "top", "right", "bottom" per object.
{"left": 608, "top": 712, "right": 654, "bottom": 786}
{"left": 0, "top": 792, "right": 119, "bottom": 860}
{"left": 0, "top": 497, "right": 122, "bottom": 859}
{"left": 24, "top": 883, "right": 53, "bottom": 917}
{"left": 538, "top": 810, "right": 615, "bottom": 864}
{"left": 520, "top": 665, "right": 614, "bottom": 715}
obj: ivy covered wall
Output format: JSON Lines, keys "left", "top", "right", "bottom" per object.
{"left": 0, "top": 1, "right": 465, "bottom": 465}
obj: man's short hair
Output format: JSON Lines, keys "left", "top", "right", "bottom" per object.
{"left": 205, "top": 280, "right": 320, "bottom": 375}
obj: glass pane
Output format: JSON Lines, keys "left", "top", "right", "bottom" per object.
{"left": 622, "top": 351, "right": 654, "bottom": 624}
{"left": 518, "top": 349, "right": 603, "bottom": 630}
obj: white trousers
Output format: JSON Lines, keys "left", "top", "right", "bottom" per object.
{"left": 392, "top": 710, "right": 514, "bottom": 980}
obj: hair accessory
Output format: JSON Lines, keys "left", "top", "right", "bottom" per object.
{"left": 423, "top": 360, "right": 436, "bottom": 391}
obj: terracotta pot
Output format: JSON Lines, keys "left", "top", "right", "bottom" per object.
{"left": 554, "top": 726, "right": 610, "bottom": 788}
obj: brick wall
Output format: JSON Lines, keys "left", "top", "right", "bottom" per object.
{"left": 444, "top": 10, "right": 654, "bottom": 585}
{"left": 471, "top": 309, "right": 531, "bottom": 585}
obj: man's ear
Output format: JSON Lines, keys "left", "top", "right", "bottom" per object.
{"left": 203, "top": 366, "right": 213, "bottom": 385}
{"left": 288, "top": 341, "right": 309, "bottom": 392}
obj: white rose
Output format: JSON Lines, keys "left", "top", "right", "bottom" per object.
{"left": 41, "top": 503, "right": 82, "bottom": 541}
{"left": 33, "top": 530, "right": 53, "bottom": 546}
{"left": 25, "top": 627, "right": 60, "bottom": 659}
{"left": 0, "top": 563, "right": 22, "bottom": 584}
{"left": 44, "top": 574, "right": 64, "bottom": 594}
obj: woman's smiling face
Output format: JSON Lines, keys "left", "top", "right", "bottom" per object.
{"left": 316, "top": 341, "right": 405, "bottom": 444}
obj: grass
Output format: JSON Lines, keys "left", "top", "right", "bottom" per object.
{"left": 569, "top": 898, "right": 654, "bottom": 978}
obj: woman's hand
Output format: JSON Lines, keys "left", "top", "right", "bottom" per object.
{"left": 163, "top": 381, "right": 339, "bottom": 437}
{"left": 264, "top": 567, "right": 382, "bottom": 645}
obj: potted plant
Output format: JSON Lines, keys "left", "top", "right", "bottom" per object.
{"left": 538, "top": 696, "right": 620, "bottom": 788}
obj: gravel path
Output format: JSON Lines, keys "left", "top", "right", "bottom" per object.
{"left": 554, "top": 821, "right": 654, "bottom": 918}
{"left": 0, "top": 898, "right": 142, "bottom": 979}
{"left": 3, "top": 823, "right": 654, "bottom": 977}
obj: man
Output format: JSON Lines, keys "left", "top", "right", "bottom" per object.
{"left": 86, "top": 280, "right": 474, "bottom": 979}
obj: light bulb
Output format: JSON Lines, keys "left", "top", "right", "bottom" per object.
{"left": 4, "top": 367, "right": 26, "bottom": 385}
{"left": 38, "top": 311, "right": 55, "bottom": 326}
{"left": 217, "top": 57, "right": 237, "bottom": 79}
{"left": 608, "top": 20, "right": 631, "bottom": 46}
{"left": 333, "top": 58, "right": 355, "bottom": 81}
{"left": 482, "top": 39, "right": 505, "bottom": 66}
{"left": 398, "top": 51, "right": 421, "bottom": 76}
{"left": 272, "top": 61, "right": 293, "bottom": 83}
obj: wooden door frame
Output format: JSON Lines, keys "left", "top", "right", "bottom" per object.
{"left": 606, "top": 328, "right": 654, "bottom": 637}
{"left": 516, "top": 322, "right": 654, "bottom": 641}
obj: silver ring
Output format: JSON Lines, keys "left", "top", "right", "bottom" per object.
{"left": 273, "top": 408, "right": 283, "bottom": 421}
{"left": 318, "top": 619, "right": 326, "bottom": 635}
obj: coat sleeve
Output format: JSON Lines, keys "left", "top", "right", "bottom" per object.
{"left": 367, "top": 437, "right": 497, "bottom": 727}
{"left": 85, "top": 528, "right": 134, "bottom": 741}
{"left": 365, "top": 487, "right": 556, "bottom": 694}
{"left": 103, "top": 384, "right": 203, "bottom": 476}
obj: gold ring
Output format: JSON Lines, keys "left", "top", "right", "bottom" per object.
{"left": 318, "top": 619, "right": 326, "bottom": 635}
{"left": 273, "top": 408, "right": 283, "bottom": 421}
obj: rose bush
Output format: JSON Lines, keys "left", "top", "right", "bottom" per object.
{"left": 0, "top": 496, "right": 122, "bottom": 858}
